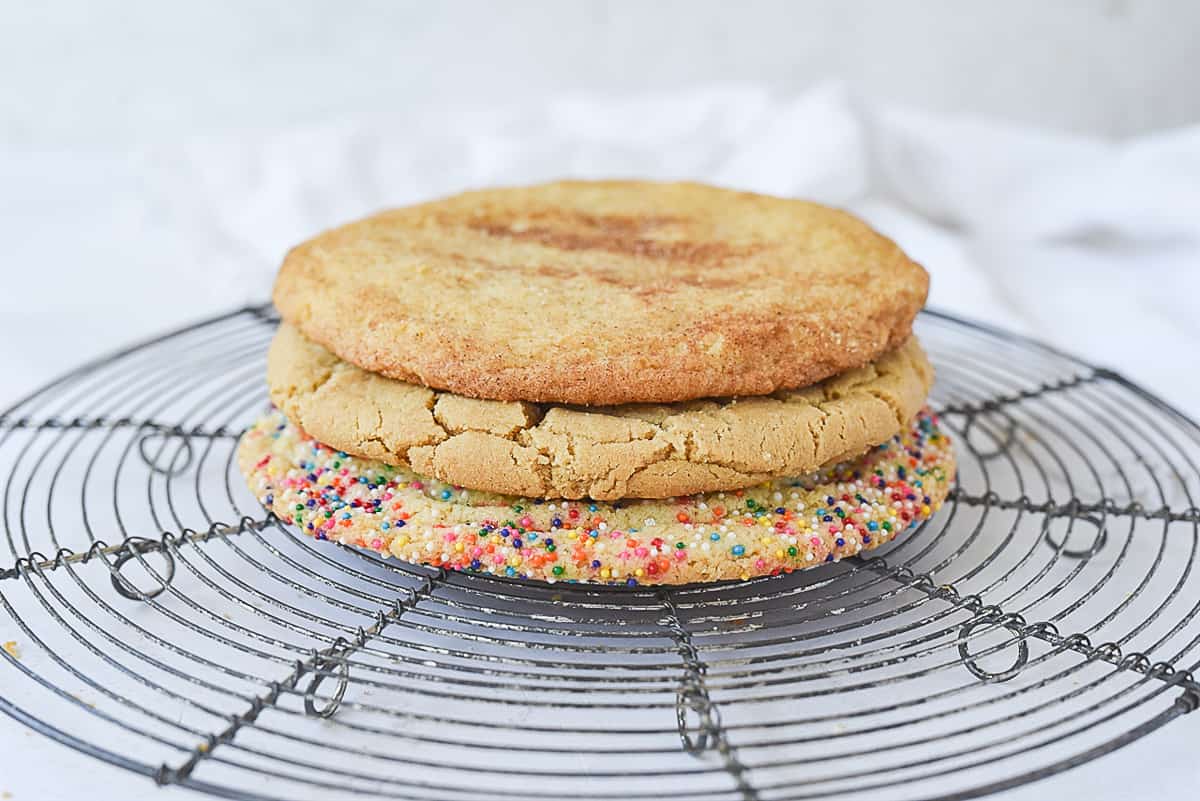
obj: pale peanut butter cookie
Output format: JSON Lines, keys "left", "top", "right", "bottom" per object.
{"left": 267, "top": 322, "right": 934, "bottom": 500}
{"left": 273, "top": 181, "right": 928, "bottom": 405}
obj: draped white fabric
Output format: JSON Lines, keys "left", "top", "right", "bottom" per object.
{"left": 5, "top": 83, "right": 1197, "bottom": 415}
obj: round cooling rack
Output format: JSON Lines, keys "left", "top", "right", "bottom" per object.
{"left": 1, "top": 305, "right": 1199, "bottom": 801}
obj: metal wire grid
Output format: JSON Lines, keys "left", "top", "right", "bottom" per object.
{"left": 0, "top": 305, "right": 1198, "bottom": 801}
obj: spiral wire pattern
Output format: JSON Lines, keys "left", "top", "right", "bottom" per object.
{"left": 0, "top": 305, "right": 1198, "bottom": 800}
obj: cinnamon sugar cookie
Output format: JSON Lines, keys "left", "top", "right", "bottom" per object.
{"left": 273, "top": 181, "right": 928, "bottom": 405}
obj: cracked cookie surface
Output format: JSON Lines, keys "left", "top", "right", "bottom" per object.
{"left": 267, "top": 322, "right": 935, "bottom": 500}
{"left": 237, "top": 408, "right": 954, "bottom": 585}
{"left": 272, "top": 180, "right": 928, "bottom": 405}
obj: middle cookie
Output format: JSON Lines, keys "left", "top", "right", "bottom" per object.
{"left": 266, "top": 322, "right": 933, "bottom": 500}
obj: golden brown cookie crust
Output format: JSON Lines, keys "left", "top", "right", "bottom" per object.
{"left": 267, "top": 322, "right": 935, "bottom": 500}
{"left": 272, "top": 180, "right": 928, "bottom": 405}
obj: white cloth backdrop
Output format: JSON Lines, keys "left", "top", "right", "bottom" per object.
{"left": 2, "top": 84, "right": 1200, "bottom": 799}
{"left": 4, "top": 83, "right": 1198, "bottom": 416}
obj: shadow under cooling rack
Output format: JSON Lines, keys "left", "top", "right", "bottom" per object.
{"left": 0, "top": 305, "right": 1198, "bottom": 801}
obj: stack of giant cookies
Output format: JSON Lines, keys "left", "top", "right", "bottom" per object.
{"left": 238, "top": 181, "right": 955, "bottom": 585}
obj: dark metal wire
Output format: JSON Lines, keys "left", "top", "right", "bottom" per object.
{"left": 0, "top": 304, "right": 1198, "bottom": 801}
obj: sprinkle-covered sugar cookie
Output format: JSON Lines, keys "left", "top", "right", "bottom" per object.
{"left": 238, "top": 408, "right": 954, "bottom": 585}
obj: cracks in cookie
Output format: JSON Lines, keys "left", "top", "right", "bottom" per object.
{"left": 805, "top": 410, "right": 829, "bottom": 467}
{"left": 277, "top": 329, "right": 932, "bottom": 499}
{"left": 546, "top": 427, "right": 581, "bottom": 495}
{"left": 344, "top": 403, "right": 390, "bottom": 463}
{"left": 308, "top": 362, "right": 342, "bottom": 397}
{"left": 849, "top": 409, "right": 868, "bottom": 455}
{"left": 274, "top": 339, "right": 340, "bottom": 406}
{"left": 529, "top": 452, "right": 554, "bottom": 495}
{"left": 592, "top": 463, "right": 629, "bottom": 501}
{"left": 674, "top": 424, "right": 700, "bottom": 463}
{"left": 369, "top": 409, "right": 388, "bottom": 451}
{"left": 755, "top": 426, "right": 775, "bottom": 471}
{"left": 866, "top": 387, "right": 909, "bottom": 428}
{"left": 397, "top": 393, "right": 453, "bottom": 465}
{"left": 429, "top": 397, "right": 456, "bottom": 435}
{"left": 774, "top": 421, "right": 803, "bottom": 475}
{"left": 361, "top": 432, "right": 391, "bottom": 458}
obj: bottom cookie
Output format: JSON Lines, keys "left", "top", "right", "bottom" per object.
{"left": 238, "top": 408, "right": 955, "bottom": 585}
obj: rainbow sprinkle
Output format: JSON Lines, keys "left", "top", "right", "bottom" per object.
{"left": 238, "top": 408, "right": 954, "bottom": 585}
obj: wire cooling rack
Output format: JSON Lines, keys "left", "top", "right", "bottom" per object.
{"left": 1, "top": 305, "right": 1198, "bottom": 801}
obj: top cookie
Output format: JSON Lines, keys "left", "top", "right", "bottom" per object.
{"left": 273, "top": 180, "right": 928, "bottom": 406}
